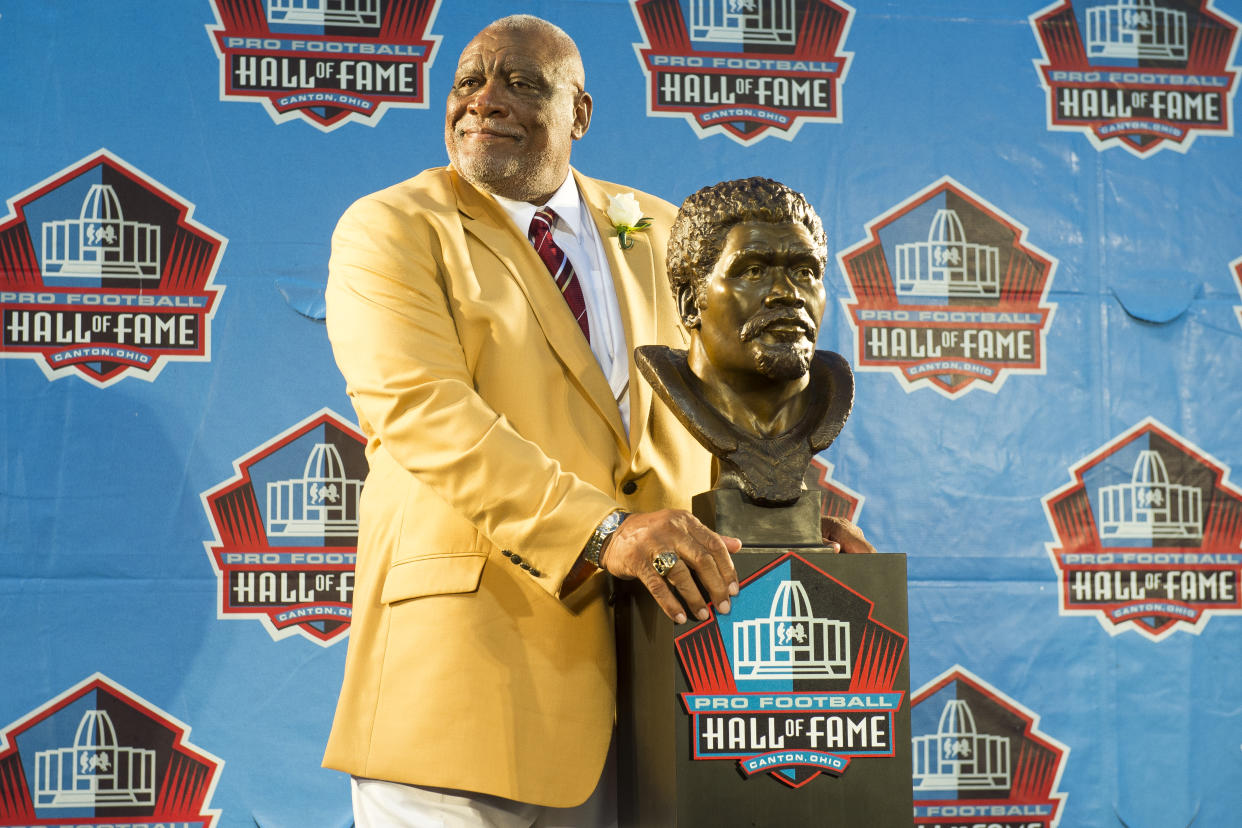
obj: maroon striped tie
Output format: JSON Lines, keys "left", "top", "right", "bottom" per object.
{"left": 528, "top": 208, "right": 590, "bottom": 342}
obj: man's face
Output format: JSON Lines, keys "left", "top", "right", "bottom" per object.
{"left": 445, "top": 24, "right": 591, "bottom": 204}
{"left": 693, "top": 221, "right": 826, "bottom": 385}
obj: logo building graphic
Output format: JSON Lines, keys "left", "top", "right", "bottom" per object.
{"left": 912, "top": 699, "right": 1010, "bottom": 792}
{"left": 1086, "top": 0, "right": 1188, "bottom": 59}
{"left": 41, "top": 184, "right": 160, "bottom": 281}
{"left": 689, "top": 0, "right": 797, "bottom": 44}
{"left": 895, "top": 209, "right": 1000, "bottom": 299}
{"left": 1030, "top": 0, "right": 1241, "bottom": 156}
{"left": 1097, "top": 449, "right": 1202, "bottom": 539}
{"left": 208, "top": 0, "right": 442, "bottom": 131}
{"left": 34, "top": 708, "right": 157, "bottom": 809}
{"left": 267, "top": 0, "right": 382, "bottom": 28}
{"left": 1043, "top": 417, "right": 1242, "bottom": 640}
{"left": 201, "top": 409, "right": 367, "bottom": 646}
{"left": 630, "top": 0, "right": 854, "bottom": 145}
{"left": 732, "top": 580, "right": 852, "bottom": 680}
{"left": 0, "top": 151, "right": 225, "bottom": 387}
{"left": 838, "top": 177, "right": 1057, "bottom": 398}
{"left": 911, "top": 667, "right": 1068, "bottom": 827}
{"left": 676, "top": 553, "right": 907, "bottom": 787}
{"left": 0, "top": 674, "right": 222, "bottom": 826}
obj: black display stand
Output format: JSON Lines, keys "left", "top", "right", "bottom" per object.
{"left": 616, "top": 493, "right": 912, "bottom": 827}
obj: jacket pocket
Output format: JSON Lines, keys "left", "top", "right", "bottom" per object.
{"left": 380, "top": 550, "right": 487, "bottom": 603}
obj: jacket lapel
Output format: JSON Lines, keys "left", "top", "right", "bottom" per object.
{"left": 575, "top": 172, "right": 659, "bottom": 459}
{"left": 450, "top": 169, "right": 628, "bottom": 452}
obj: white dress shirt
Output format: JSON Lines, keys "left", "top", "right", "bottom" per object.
{"left": 492, "top": 173, "right": 631, "bottom": 434}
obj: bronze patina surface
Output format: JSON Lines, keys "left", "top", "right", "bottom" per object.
{"left": 638, "top": 177, "right": 853, "bottom": 506}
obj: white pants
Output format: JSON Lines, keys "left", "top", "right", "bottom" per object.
{"left": 351, "top": 743, "right": 617, "bottom": 828}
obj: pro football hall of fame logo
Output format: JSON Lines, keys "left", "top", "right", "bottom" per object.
{"left": 1030, "top": 0, "right": 1241, "bottom": 156}
{"left": 0, "top": 674, "right": 223, "bottom": 827}
{"left": 201, "top": 409, "right": 367, "bottom": 646}
{"left": 630, "top": 0, "right": 854, "bottom": 144}
{"left": 1232, "top": 252, "right": 1242, "bottom": 331}
{"left": 676, "top": 552, "right": 907, "bottom": 787}
{"left": 1043, "top": 417, "right": 1242, "bottom": 640}
{"left": 911, "top": 666, "right": 1069, "bottom": 828}
{"left": 807, "top": 455, "right": 864, "bottom": 527}
{"left": 0, "top": 151, "right": 225, "bottom": 388}
{"left": 208, "top": 0, "right": 442, "bottom": 130}
{"left": 838, "top": 177, "right": 1057, "bottom": 398}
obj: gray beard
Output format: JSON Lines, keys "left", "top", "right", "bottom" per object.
{"left": 450, "top": 138, "right": 560, "bottom": 204}
{"left": 459, "top": 157, "right": 545, "bottom": 202}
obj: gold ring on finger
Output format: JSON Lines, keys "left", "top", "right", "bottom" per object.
{"left": 652, "top": 550, "right": 678, "bottom": 577}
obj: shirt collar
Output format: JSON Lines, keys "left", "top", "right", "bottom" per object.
{"left": 491, "top": 170, "right": 587, "bottom": 239}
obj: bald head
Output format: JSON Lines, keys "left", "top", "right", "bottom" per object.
{"left": 445, "top": 15, "right": 593, "bottom": 204}
{"left": 482, "top": 15, "right": 584, "bottom": 88}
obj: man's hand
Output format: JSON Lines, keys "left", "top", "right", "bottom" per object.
{"left": 821, "top": 515, "right": 876, "bottom": 554}
{"left": 600, "top": 509, "right": 742, "bottom": 625}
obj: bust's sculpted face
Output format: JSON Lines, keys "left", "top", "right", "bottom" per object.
{"left": 693, "top": 221, "right": 826, "bottom": 387}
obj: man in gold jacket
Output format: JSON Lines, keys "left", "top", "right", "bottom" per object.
{"left": 323, "top": 14, "right": 743, "bottom": 826}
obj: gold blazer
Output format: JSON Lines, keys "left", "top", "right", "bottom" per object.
{"left": 322, "top": 166, "right": 709, "bottom": 806}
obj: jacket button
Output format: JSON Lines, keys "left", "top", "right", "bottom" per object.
{"left": 509, "top": 554, "right": 523, "bottom": 565}
{"left": 520, "top": 562, "right": 532, "bottom": 571}
{"left": 621, "top": 480, "right": 638, "bottom": 495}
{"left": 529, "top": 568, "right": 542, "bottom": 577}
{"left": 501, "top": 549, "right": 512, "bottom": 557}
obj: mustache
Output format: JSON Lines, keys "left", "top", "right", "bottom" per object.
{"left": 456, "top": 119, "right": 522, "bottom": 139}
{"left": 740, "top": 308, "right": 817, "bottom": 342}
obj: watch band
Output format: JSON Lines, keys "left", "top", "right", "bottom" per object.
{"left": 583, "top": 509, "right": 629, "bottom": 568}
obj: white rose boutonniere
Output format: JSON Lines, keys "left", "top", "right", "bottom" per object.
{"left": 606, "top": 192, "right": 653, "bottom": 250}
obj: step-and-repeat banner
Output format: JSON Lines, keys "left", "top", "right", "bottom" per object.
{"left": 2, "top": 1, "right": 1240, "bottom": 826}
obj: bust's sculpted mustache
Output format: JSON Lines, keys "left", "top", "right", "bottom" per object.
{"left": 739, "top": 307, "right": 817, "bottom": 342}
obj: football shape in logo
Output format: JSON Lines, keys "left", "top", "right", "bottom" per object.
{"left": 0, "top": 150, "right": 225, "bottom": 388}
{"left": 0, "top": 674, "right": 223, "bottom": 826}
{"left": 911, "top": 666, "right": 1069, "bottom": 828}
{"left": 838, "top": 177, "right": 1057, "bottom": 398}
{"left": 201, "top": 409, "right": 367, "bottom": 646}
{"left": 1043, "top": 417, "right": 1242, "bottom": 640}
{"left": 208, "top": 0, "right": 442, "bottom": 131}
{"left": 630, "top": 0, "right": 854, "bottom": 145}
{"left": 1030, "top": 0, "right": 1241, "bottom": 156}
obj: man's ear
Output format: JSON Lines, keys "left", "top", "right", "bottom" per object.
{"left": 677, "top": 284, "right": 700, "bottom": 328}
{"left": 571, "top": 90, "right": 592, "bottom": 140}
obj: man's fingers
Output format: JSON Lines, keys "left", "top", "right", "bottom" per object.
{"left": 600, "top": 509, "right": 743, "bottom": 620}
{"left": 638, "top": 565, "right": 688, "bottom": 624}
{"left": 662, "top": 560, "right": 710, "bottom": 621}
{"left": 680, "top": 520, "right": 741, "bottom": 602}
{"left": 821, "top": 516, "right": 876, "bottom": 554}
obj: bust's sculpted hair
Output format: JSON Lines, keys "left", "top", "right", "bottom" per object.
{"left": 666, "top": 177, "right": 827, "bottom": 311}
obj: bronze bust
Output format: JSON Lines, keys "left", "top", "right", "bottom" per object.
{"left": 636, "top": 177, "right": 853, "bottom": 506}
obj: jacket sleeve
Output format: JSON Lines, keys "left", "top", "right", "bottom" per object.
{"left": 324, "top": 192, "right": 621, "bottom": 597}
